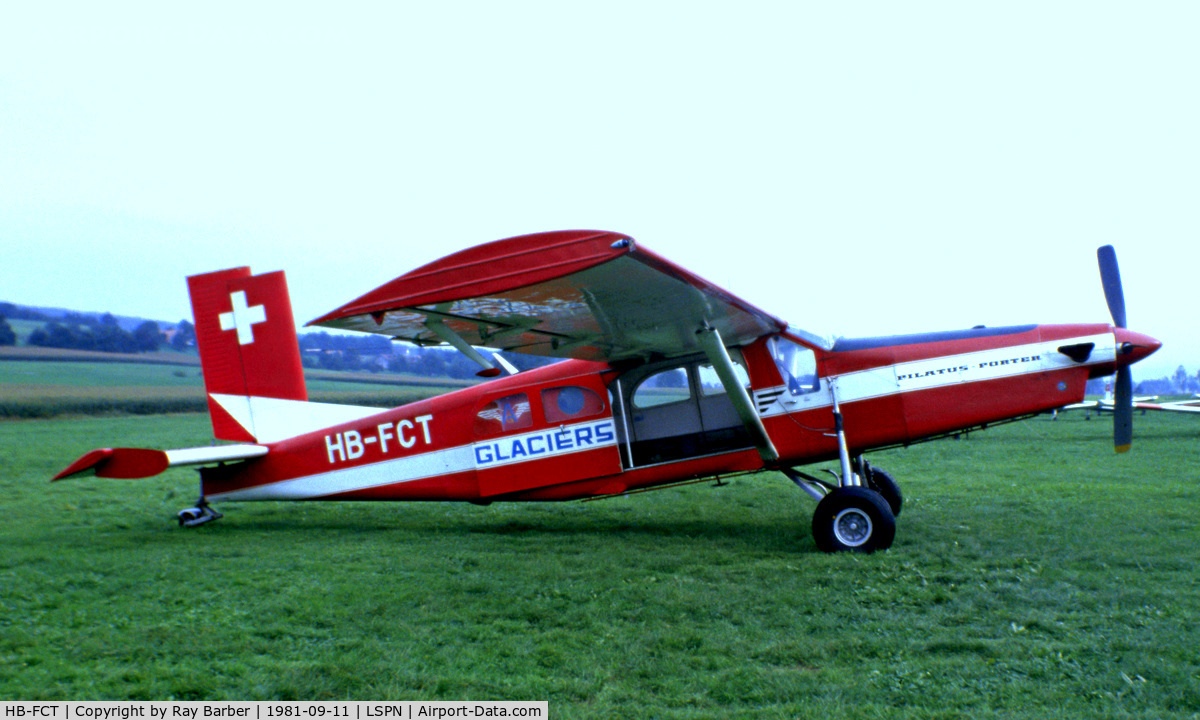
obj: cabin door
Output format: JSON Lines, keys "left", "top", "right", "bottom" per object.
{"left": 612, "top": 354, "right": 755, "bottom": 468}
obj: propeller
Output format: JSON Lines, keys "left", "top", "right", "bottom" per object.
{"left": 1097, "top": 245, "right": 1132, "bottom": 452}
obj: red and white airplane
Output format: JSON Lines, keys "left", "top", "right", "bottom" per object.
{"left": 54, "top": 231, "right": 1160, "bottom": 552}
{"left": 1136, "top": 397, "right": 1200, "bottom": 414}
{"left": 1056, "top": 383, "right": 1157, "bottom": 418}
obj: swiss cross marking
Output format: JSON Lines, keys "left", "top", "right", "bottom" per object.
{"left": 219, "top": 291, "right": 267, "bottom": 345}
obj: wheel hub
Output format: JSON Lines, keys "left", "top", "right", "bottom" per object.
{"left": 833, "top": 507, "right": 872, "bottom": 547}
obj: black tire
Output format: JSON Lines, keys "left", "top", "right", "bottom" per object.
{"left": 867, "top": 465, "right": 903, "bottom": 517}
{"left": 811, "top": 486, "right": 896, "bottom": 553}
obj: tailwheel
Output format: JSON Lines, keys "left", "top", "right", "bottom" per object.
{"left": 177, "top": 500, "right": 223, "bottom": 528}
{"left": 812, "top": 486, "right": 895, "bottom": 553}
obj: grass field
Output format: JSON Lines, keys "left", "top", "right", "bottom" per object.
{"left": 2, "top": 409, "right": 1198, "bottom": 717}
{"left": 0, "top": 360, "right": 471, "bottom": 418}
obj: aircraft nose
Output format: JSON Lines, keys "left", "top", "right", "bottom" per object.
{"left": 1114, "top": 327, "right": 1161, "bottom": 367}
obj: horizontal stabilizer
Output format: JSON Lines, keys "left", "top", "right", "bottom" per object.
{"left": 53, "top": 444, "right": 267, "bottom": 481}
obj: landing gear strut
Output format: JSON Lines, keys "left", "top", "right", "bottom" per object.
{"left": 783, "top": 461, "right": 900, "bottom": 553}
{"left": 783, "top": 382, "right": 900, "bottom": 552}
{"left": 178, "top": 499, "right": 223, "bottom": 528}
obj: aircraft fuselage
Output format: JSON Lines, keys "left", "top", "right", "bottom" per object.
{"left": 198, "top": 321, "right": 1156, "bottom": 504}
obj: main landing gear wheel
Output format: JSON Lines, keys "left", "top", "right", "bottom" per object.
{"left": 812, "top": 486, "right": 896, "bottom": 553}
{"left": 866, "top": 465, "right": 903, "bottom": 518}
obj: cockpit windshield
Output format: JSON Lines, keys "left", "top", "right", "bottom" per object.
{"left": 784, "top": 325, "right": 834, "bottom": 351}
{"left": 769, "top": 336, "right": 820, "bottom": 396}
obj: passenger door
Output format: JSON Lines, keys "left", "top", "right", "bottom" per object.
{"left": 616, "top": 354, "right": 754, "bottom": 467}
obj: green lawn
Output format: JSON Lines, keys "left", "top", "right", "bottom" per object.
{"left": 0, "top": 359, "right": 465, "bottom": 392}
{"left": 0, "top": 360, "right": 468, "bottom": 418}
{"left": 2, "top": 411, "right": 1198, "bottom": 716}
{"left": 0, "top": 360, "right": 205, "bottom": 387}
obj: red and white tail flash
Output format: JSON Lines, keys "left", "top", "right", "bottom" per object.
{"left": 187, "top": 268, "right": 308, "bottom": 442}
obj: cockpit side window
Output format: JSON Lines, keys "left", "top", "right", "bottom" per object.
{"left": 697, "top": 359, "right": 751, "bottom": 396}
{"left": 543, "top": 386, "right": 605, "bottom": 423}
{"left": 769, "top": 337, "right": 819, "bottom": 395}
{"left": 632, "top": 367, "right": 692, "bottom": 409}
{"left": 475, "top": 393, "right": 534, "bottom": 434}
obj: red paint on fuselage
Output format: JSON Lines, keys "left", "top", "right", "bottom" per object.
{"left": 201, "top": 322, "right": 1157, "bottom": 504}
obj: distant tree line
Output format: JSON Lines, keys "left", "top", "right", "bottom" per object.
{"left": 7, "top": 301, "right": 1193, "bottom": 391}
{"left": 297, "top": 330, "right": 554, "bottom": 379}
{"left": 1081, "top": 368, "right": 1199, "bottom": 397}
{"left": 0, "top": 301, "right": 42, "bottom": 347}
{"left": 0, "top": 316, "right": 16, "bottom": 346}
{"left": 1134, "top": 366, "right": 1200, "bottom": 396}
{"left": 24, "top": 313, "right": 167, "bottom": 353}
{"left": 0, "top": 300, "right": 200, "bottom": 354}
{"left": 0, "top": 302, "right": 49, "bottom": 322}
{"left": 1, "top": 299, "right": 553, "bottom": 379}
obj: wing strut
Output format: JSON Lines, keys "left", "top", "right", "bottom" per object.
{"left": 695, "top": 327, "right": 779, "bottom": 464}
{"left": 424, "top": 318, "right": 503, "bottom": 377}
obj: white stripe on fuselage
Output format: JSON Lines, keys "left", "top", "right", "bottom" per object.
{"left": 207, "top": 444, "right": 476, "bottom": 501}
{"left": 213, "top": 333, "right": 1115, "bottom": 501}
{"left": 756, "top": 333, "right": 1116, "bottom": 417}
{"left": 208, "top": 417, "right": 619, "bottom": 501}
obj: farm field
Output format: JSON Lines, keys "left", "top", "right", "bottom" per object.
{"left": 0, "top": 359, "right": 471, "bottom": 418}
{"left": 3, "top": 409, "right": 1198, "bottom": 717}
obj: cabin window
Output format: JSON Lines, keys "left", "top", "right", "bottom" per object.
{"left": 697, "top": 359, "right": 751, "bottom": 396}
{"left": 543, "top": 386, "right": 605, "bottom": 423}
{"left": 475, "top": 393, "right": 534, "bottom": 433}
{"left": 632, "top": 367, "right": 692, "bottom": 409}
{"left": 769, "top": 337, "right": 819, "bottom": 395}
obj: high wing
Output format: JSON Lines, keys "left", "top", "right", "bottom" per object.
{"left": 309, "top": 230, "right": 787, "bottom": 364}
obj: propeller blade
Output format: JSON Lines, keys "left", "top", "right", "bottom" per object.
{"left": 1097, "top": 245, "right": 1127, "bottom": 328}
{"left": 1113, "top": 367, "right": 1132, "bottom": 453}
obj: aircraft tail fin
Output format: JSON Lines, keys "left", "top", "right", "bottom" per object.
{"left": 188, "top": 267, "right": 308, "bottom": 442}
{"left": 51, "top": 268, "right": 390, "bottom": 483}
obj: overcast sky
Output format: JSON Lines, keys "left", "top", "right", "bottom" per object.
{"left": 2, "top": 2, "right": 1196, "bottom": 378}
